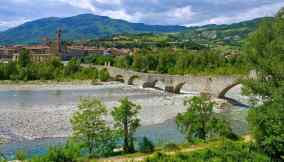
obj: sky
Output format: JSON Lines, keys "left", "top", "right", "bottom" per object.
{"left": 0, "top": 0, "right": 283, "bottom": 31}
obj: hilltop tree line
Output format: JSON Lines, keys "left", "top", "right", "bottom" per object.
{"left": 83, "top": 48, "right": 248, "bottom": 75}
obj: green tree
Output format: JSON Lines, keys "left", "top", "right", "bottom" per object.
{"left": 138, "top": 137, "right": 155, "bottom": 153}
{"left": 18, "top": 49, "right": 31, "bottom": 67}
{"left": 111, "top": 97, "right": 141, "bottom": 153}
{"left": 98, "top": 68, "right": 110, "bottom": 81}
{"left": 64, "top": 58, "right": 81, "bottom": 76}
{"left": 71, "top": 98, "right": 116, "bottom": 157}
{"left": 244, "top": 9, "right": 284, "bottom": 161}
{"left": 176, "top": 95, "right": 232, "bottom": 142}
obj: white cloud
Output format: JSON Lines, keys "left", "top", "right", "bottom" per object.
{"left": 58, "top": 0, "right": 97, "bottom": 12}
{"left": 188, "top": 2, "right": 284, "bottom": 26}
{"left": 0, "top": 19, "right": 30, "bottom": 31}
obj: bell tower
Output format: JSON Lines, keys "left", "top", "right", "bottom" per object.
{"left": 56, "top": 29, "right": 63, "bottom": 53}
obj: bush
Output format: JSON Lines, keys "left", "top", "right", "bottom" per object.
{"left": 145, "top": 140, "right": 272, "bottom": 162}
{"left": 30, "top": 141, "right": 82, "bottom": 162}
{"left": 163, "top": 143, "right": 180, "bottom": 152}
{"left": 99, "top": 68, "right": 110, "bottom": 82}
{"left": 16, "top": 149, "right": 27, "bottom": 161}
{"left": 138, "top": 137, "right": 155, "bottom": 153}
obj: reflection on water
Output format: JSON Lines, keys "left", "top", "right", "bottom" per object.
{"left": 0, "top": 84, "right": 249, "bottom": 160}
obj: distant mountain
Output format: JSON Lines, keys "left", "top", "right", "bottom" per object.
{"left": 175, "top": 17, "right": 273, "bottom": 46}
{"left": 0, "top": 14, "right": 186, "bottom": 45}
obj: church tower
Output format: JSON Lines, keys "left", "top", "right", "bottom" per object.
{"left": 56, "top": 29, "right": 63, "bottom": 53}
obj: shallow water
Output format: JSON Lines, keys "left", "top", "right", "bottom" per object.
{"left": 0, "top": 84, "right": 248, "bottom": 160}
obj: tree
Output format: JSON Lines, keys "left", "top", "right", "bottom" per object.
{"left": 18, "top": 49, "right": 31, "bottom": 67}
{"left": 138, "top": 137, "right": 155, "bottom": 153}
{"left": 176, "top": 95, "right": 232, "bottom": 142}
{"left": 64, "top": 58, "right": 81, "bottom": 76}
{"left": 99, "top": 68, "right": 110, "bottom": 81}
{"left": 244, "top": 8, "right": 284, "bottom": 161}
{"left": 111, "top": 97, "right": 141, "bottom": 153}
{"left": 71, "top": 98, "right": 116, "bottom": 157}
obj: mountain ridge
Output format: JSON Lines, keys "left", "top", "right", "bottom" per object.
{"left": 0, "top": 14, "right": 273, "bottom": 45}
{"left": 0, "top": 14, "right": 186, "bottom": 45}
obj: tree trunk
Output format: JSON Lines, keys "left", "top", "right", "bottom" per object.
{"left": 123, "top": 117, "right": 129, "bottom": 153}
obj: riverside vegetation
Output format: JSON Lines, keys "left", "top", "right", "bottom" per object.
{"left": 0, "top": 49, "right": 110, "bottom": 82}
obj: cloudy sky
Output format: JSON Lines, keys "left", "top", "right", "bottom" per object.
{"left": 0, "top": 0, "right": 283, "bottom": 31}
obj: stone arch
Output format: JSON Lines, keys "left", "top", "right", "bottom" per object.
{"left": 114, "top": 75, "right": 125, "bottom": 83}
{"left": 142, "top": 80, "right": 158, "bottom": 88}
{"left": 173, "top": 82, "right": 186, "bottom": 94}
{"left": 128, "top": 75, "right": 140, "bottom": 85}
{"left": 218, "top": 82, "right": 241, "bottom": 98}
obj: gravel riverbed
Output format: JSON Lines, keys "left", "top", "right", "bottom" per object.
{"left": 0, "top": 82, "right": 193, "bottom": 143}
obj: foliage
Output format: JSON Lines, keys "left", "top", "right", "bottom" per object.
{"left": 16, "top": 149, "right": 27, "bottom": 161}
{"left": 111, "top": 97, "right": 141, "bottom": 153}
{"left": 248, "top": 94, "right": 284, "bottom": 161}
{"left": 98, "top": 68, "right": 110, "bottom": 82}
{"left": 30, "top": 141, "right": 81, "bottom": 162}
{"left": 109, "top": 48, "right": 248, "bottom": 75}
{"left": 138, "top": 137, "right": 155, "bottom": 153}
{"left": 145, "top": 140, "right": 272, "bottom": 162}
{"left": 163, "top": 143, "right": 180, "bottom": 152}
{"left": 64, "top": 58, "right": 80, "bottom": 76}
{"left": 0, "top": 58, "right": 102, "bottom": 81}
{"left": 176, "top": 95, "right": 233, "bottom": 142}
{"left": 18, "top": 49, "right": 31, "bottom": 67}
{"left": 244, "top": 9, "right": 284, "bottom": 161}
{"left": 71, "top": 98, "right": 117, "bottom": 157}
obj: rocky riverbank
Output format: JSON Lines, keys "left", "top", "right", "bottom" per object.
{"left": 0, "top": 82, "right": 194, "bottom": 143}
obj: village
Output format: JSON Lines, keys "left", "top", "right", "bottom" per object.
{"left": 0, "top": 30, "right": 131, "bottom": 63}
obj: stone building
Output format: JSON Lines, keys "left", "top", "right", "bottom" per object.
{"left": 12, "top": 45, "right": 52, "bottom": 62}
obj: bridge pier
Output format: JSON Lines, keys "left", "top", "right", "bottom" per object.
{"left": 142, "top": 80, "right": 158, "bottom": 88}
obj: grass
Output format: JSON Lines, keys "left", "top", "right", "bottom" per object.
{"left": 89, "top": 135, "right": 253, "bottom": 162}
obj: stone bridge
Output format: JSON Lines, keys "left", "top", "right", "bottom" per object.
{"left": 94, "top": 65, "right": 247, "bottom": 98}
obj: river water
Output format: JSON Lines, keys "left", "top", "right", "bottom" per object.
{"left": 0, "top": 83, "right": 249, "bottom": 160}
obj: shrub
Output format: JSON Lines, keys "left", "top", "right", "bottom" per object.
{"left": 98, "top": 68, "right": 110, "bottom": 82}
{"left": 145, "top": 140, "right": 272, "bottom": 162}
{"left": 163, "top": 143, "right": 180, "bottom": 152}
{"left": 16, "top": 149, "right": 27, "bottom": 161}
{"left": 138, "top": 137, "right": 155, "bottom": 153}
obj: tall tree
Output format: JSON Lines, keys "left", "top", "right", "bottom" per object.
{"left": 176, "top": 95, "right": 232, "bottom": 142}
{"left": 18, "top": 49, "right": 31, "bottom": 67}
{"left": 71, "top": 98, "right": 116, "bottom": 157}
{"left": 111, "top": 97, "right": 141, "bottom": 153}
{"left": 244, "top": 8, "right": 284, "bottom": 161}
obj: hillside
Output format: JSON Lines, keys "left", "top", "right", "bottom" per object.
{"left": 175, "top": 17, "right": 273, "bottom": 46}
{"left": 0, "top": 15, "right": 272, "bottom": 46}
{"left": 0, "top": 14, "right": 186, "bottom": 45}
{"left": 89, "top": 17, "right": 273, "bottom": 49}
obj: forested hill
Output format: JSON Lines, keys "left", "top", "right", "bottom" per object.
{"left": 175, "top": 17, "right": 273, "bottom": 46}
{"left": 0, "top": 14, "right": 272, "bottom": 45}
{"left": 0, "top": 14, "right": 186, "bottom": 45}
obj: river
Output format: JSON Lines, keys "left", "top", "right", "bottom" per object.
{"left": 0, "top": 83, "right": 249, "bottom": 160}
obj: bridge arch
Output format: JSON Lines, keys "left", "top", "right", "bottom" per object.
{"left": 142, "top": 80, "right": 158, "bottom": 88}
{"left": 173, "top": 82, "right": 186, "bottom": 94}
{"left": 114, "top": 75, "right": 125, "bottom": 83}
{"left": 218, "top": 82, "right": 241, "bottom": 98}
{"left": 127, "top": 75, "right": 140, "bottom": 85}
